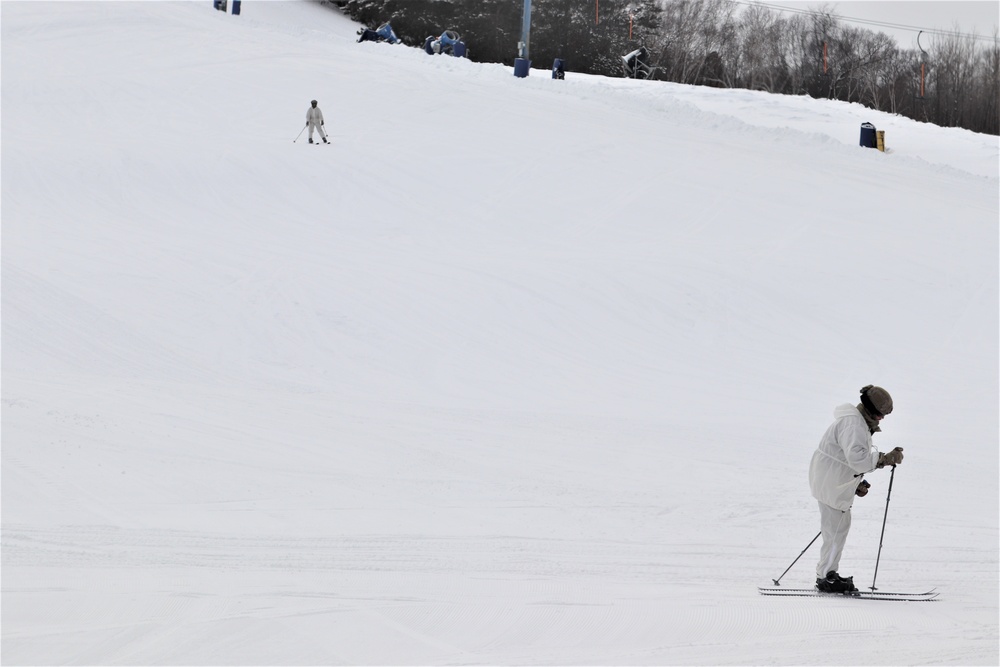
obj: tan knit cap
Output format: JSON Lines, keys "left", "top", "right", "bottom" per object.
{"left": 860, "top": 385, "right": 893, "bottom": 416}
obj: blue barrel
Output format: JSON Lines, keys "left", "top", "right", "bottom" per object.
{"left": 514, "top": 58, "right": 531, "bottom": 78}
{"left": 453, "top": 41, "right": 467, "bottom": 58}
{"left": 860, "top": 122, "right": 877, "bottom": 148}
{"left": 552, "top": 58, "right": 566, "bottom": 79}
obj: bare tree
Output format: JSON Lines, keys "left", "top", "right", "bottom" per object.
{"left": 978, "top": 30, "right": 1000, "bottom": 134}
{"left": 928, "top": 27, "right": 978, "bottom": 128}
{"left": 780, "top": 15, "right": 813, "bottom": 94}
{"left": 738, "top": 5, "right": 794, "bottom": 93}
{"left": 855, "top": 31, "right": 898, "bottom": 110}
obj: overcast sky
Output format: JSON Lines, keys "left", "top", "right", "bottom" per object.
{"left": 752, "top": 1, "right": 999, "bottom": 49}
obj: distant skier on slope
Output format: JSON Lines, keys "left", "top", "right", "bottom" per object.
{"left": 305, "top": 99, "right": 329, "bottom": 144}
{"left": 808, "top": 385, "right": 904, "bottom": 593}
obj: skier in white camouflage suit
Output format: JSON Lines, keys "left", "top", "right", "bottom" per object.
{"left": 808, "top": 385, "right": 904, "bottom": 593}
{"left": 305, "top": 99, "right": 328, "bottom": 144}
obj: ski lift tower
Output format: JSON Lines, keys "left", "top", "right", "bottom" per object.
{"left": 518, "top": 0, "right": 531, "bottom": 59}
{"left": 514, "top": 0, "right": 532, "bottom": 77}
{"left": 917, "top": 31, "right": 928, "bottom": 99}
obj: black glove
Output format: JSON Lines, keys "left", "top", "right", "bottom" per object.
{"left": 321, "top": 121, "right": 324, "bottom": 126}
{"left": 856, "top": 479, "right": 871, "bottom": 497}
{"left": 878, "top": 447, "right": 904, "bottom": 468}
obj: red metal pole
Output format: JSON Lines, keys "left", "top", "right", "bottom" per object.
{"left": 823, "top": 42, "right": 828, "bottom": 73}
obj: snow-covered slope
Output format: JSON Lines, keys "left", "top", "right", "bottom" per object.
{"left": 2, "top": 1, "right": 997, "bottom": 664}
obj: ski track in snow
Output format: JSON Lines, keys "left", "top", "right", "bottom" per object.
{"left": 2, "top": 1, "right": 997, "bottom": 664}
{"left": 3, "top": 524, "right": 990, "bottom": 665}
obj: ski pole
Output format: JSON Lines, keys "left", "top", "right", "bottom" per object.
{"left": 772, "top": 531, "right": 822, "bottom": 586}
{"left": 293, "top": 124, "right": 306, "bottom": 143}
{"left": 869, "top": 464, "right": 896, "bottom": 591}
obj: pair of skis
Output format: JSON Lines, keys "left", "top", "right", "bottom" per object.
{"left": 763, "top": 466, "right": 937, "bottom": 602}
{"left": 758, "top": 586, "right": 937, "bottom": 602}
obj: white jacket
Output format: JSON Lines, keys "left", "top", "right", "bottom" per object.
{"left": 809, "top": 404, "right": 881, "bottom": 510}
{"left": 306, "top": 106, "right": 324, "bottom": 126}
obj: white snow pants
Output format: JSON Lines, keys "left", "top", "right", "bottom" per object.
{"left": 816, "top": 501, "right": 852, "bottom": 578}
{"left": 308, "top": 121, "right": 327, "bottom": 141}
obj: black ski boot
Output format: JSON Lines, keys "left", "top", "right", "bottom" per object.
{"left": 816, "top": 571, "right": 859, "bottom": 593}
{"left": 309, "top": 138, "right": 314, "bottom": 144}
{"left": 322, "top": 137, "right": 329, "bottom": 144}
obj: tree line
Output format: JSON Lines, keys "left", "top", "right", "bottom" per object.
{"left": 333, "top": 0, "right": 999, "bottom": 135}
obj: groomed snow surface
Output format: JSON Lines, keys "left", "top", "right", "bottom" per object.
{"left": 2, "top": 1, "right": 998, "bottom": 664}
